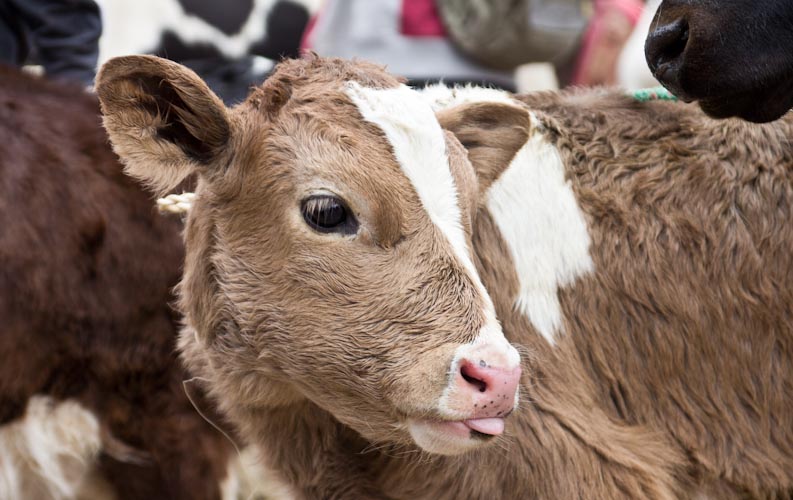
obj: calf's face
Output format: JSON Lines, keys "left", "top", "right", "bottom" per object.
{"left": 96, "top": 56, "right": 520, "bottom": 455}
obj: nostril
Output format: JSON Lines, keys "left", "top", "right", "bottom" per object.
{"left": 646, "top": 18, "right": 689, "bottom": 73}
{"left": 659, "top": 25, "right": 688, "bottom": 66}
{"left": 460, "top": 363, "right": 487, "bottom": 393}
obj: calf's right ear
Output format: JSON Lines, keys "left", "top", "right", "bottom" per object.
{"left": 96, "top": 55, "right": 231, "bottom": 194}
{"left": 436, "top": 102, "right": 530, "bottom": 193}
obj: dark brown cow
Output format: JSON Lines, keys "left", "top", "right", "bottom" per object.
{"left": 0, "top": 66, "right": 233, "bottom": 499}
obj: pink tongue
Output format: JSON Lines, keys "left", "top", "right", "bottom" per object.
{"left": 464, "top": 417, "right": 505, "bottom": 436}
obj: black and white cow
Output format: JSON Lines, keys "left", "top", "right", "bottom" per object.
{"left": 97, "top": 0, "right": 317, "bottom": 102}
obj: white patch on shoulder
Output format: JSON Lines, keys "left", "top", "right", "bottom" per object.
{"left": 419, "top": 84, "right": 517, "bottom": 112}
{"left": 0, "top": 396, "right": 105, "bottom": 499}
{"left": 345, "top": 81, "right": 480, "bottom": 279}
{"left": 486, "top": 115, "right": 593, "bottom": 345}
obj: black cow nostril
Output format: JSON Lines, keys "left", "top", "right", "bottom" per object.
{"left": 646, "top": 18, "right": 689, "bottom": 73}
{"left": 663, "top": 26, "right": 688, "bottom": 62}
{"left": 461, "top": 364, "right": 487, "bottom": 393}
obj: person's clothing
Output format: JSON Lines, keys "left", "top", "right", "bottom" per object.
{"left": 437, "top": 0, "right": 592, "bottom": 72}
{"left": 0, "top": 0, "right": 101, "bottom": 86}
{"left": 569, "top": 0, "right": 643, "bottom": 85}
{"left": 437, "top": 0, "right": 643, "bottom": 86}
{"left": 302, "top": 0, "right": 516, "bottom": 91}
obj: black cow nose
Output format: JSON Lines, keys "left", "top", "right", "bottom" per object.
{"left": 645, "top": 18, "right": 689, "bottom": 74}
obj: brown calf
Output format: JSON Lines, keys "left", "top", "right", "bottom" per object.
{"left": 97, "top": 56, "right": 793, "bottom": 499}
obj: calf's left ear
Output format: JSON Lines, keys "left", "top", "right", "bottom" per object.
{"left": 96, "top": 55, "right": 231, "bottom": 195}
{"left": 436, "top": 102, "right": 530, "bottom": 193}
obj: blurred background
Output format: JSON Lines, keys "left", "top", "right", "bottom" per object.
{"left": 3, "top": 0, "right": 661, "bottom": 103}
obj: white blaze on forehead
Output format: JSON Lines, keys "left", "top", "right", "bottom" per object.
{"left": 345, "top": 81, "right": 481, "bottom": 280}
{"left": 486, "top": 115, "right": 594, "bottom": 345}
{"left": 345, "top": 82, "right": 520, "bottom": 412}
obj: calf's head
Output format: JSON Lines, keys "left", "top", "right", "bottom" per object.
{"left": 96, "top": 56, "right": 520, "bottom": 455}
{"left": 645, "top": 0, "right": 793, "bottom": 122}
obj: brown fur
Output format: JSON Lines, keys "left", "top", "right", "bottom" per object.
{"left": 436, "top": 102, "right": 529, "bottom": 195}
{"left": 0, "top": 65, "right": 232, "bottom": 499}
{"left": 98, "top": 55, "right": 793, "bottom": 499}
{"left": 442, "top": 89, "right": 793, "bottom": 498}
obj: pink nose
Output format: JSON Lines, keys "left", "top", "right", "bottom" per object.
{"left": 458, "top": 359, "right": 521, "bottom": 418}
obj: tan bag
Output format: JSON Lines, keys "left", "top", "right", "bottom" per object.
{"left": 437, "top": 0, "right": 592, "bottom": 71}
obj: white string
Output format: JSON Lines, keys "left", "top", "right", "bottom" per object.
{"left": 156, "top": 192, "right": 195, "bottom": 214}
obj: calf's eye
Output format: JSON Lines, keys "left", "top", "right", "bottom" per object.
{"left": 301, "top": 195, "right": 358, "bottom": 235}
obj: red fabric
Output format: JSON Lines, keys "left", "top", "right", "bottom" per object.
{"left": 300, "top": 0, "right": 330, "bottom": 51}
{"left": 300, "top": 13, "right": 318, "bottom": 50}
{"left": 400, "top": 0, "right": 446, "bottom": 37}
{"left": 571, "top": 0, "right": 644, "bottom": 85}
{"left": 597, "top": 0, "right": 643, "bottom": 26}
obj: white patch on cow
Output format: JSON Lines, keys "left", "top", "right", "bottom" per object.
{"left": 345, "top": 82, "right": 481, "bottom": 281}
{"left": 420, "top": 84, "right": 516, "bottom": 113}
{"left": 0, "top": 396, "right": 105, "bottom": 499}
{"left": 486, "top": 116, "right": 594, "bottom": 345}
